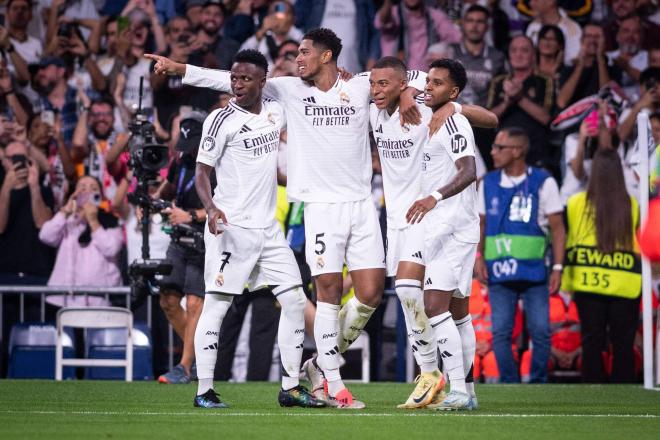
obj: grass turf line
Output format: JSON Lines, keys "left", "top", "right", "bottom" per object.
{"left": 0, "top": 381, "right": 659, "bottom": 440}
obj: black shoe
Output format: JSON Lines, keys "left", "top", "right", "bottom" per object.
{"left": 194, "top": 389, "right": 229, "bottom": 408}
{"left": 278, "top": 385, "right": 328, "bottom": 408}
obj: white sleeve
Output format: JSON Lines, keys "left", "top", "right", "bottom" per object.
{"left": 406, "top": 70, "right": 427, "bottom": 93}
{"left": 477, "top": 179, "right": 486, "bottom": 216}
{"left": 539, "top": 177, "right": 564, "bottom": 216}
{"left": 441, "top": 114, "right": 476, "bottom": 162}
{"left": 182, "top": 65, "right": 231, "bottom": 92}
{"left": 196, "top": 110, "right": 229, "bottom": 167}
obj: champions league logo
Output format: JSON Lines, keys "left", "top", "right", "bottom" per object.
{"left": 202, "top": 136, "right": 216, "bottom": 152}
{"left": 488, "top": 197, "right": 499, "bottom": 216}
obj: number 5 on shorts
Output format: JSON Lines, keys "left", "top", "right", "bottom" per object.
{"left": 315, "top": 233, "right": 326, "bottom": 255}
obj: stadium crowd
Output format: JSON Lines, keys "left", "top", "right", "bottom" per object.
{"left": 0, "top": 0, "right": 659, "bottom": 387}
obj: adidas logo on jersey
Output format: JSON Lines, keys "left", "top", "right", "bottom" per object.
{"left": 302, "top": 96, "right": 317, "bottom": 104}
{"left": 239, "top": 124, "right": 252, "bottom": 133}
{"left": 425, "top": 277, "right": 432, "bottom": 285}
{"left": 440, "top": 350, "right": 453, "bottom": 359}
{"left": 204, "top": 342, "right": 218, "bottom": 351}
{"left": 411, "top": 251, "right": 422, "bottom": 259}
{"left": 375, "top": 124, "right": 383, "bottom": 133}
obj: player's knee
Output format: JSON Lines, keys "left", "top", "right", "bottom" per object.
{"left": 186, "top": 295, "right": 203, "bottom": 315}
{"left": 277, "top": 286, "right": 306, "bottom": 312}
{"left": 159, "top": 290, "right": 181, "bottom": 313}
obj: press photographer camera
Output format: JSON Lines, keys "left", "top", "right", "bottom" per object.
{"left": 142, "top": 197, "right": 204, "bottom": 254}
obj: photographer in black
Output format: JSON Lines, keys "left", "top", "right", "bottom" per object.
{"left": 152, "top": 109, "right": 208, "bottom": 384}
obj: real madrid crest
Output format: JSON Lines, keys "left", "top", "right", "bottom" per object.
{"left": 316, "top": 256, "right": 325, "bottom": 269}
{"left": 202, "top": 136, "right": 216, "bottom": 151}
{"left": 267, "top": 112, "right": 275, "bottom": 125}
{"left": 215, "top": 274, "right": 224, "bottom": 287}
{"left": 402, "top": 124, "right": 410, "bottom": 133}
{"left": 339, "top": 92, "right": 350, "bottom": 105}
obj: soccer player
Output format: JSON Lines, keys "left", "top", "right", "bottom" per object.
{"left": 407, "top": 59, "right": 481, "bottom": 410}
{"left": 369, "top": 56, "right": 497, "bottom": 408}
{"left": 192, "top": 49, "right": 326, "bottom": 409}
{"left": 148, "top": 28, "right": 426, "bottom": 408}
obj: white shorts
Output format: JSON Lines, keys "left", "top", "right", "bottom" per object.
{"left": 204, "top": 221, "right": 302, "bottom": 295}
{"left": 304, "top": 198, "right": 385, "bottom": 276}
{"left": 424, "top": 234, "right": 477, "bottom": 298}
{"left": 385, "top": 223, "right": 425, "bottom": 277}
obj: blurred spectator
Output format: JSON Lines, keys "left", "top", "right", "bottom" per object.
{"left": 562, "top": 148, "right": 641, "bottom": 383}
{"left": 525, "top": 0, "right": 582, "bottom": 66}
{"left": 0, "top": 140, "right": 55, "bottom": 285}
{"left": 46, "top": 0, "right": 102, "bottom": 44}
{"left": 475, "top": 127, "right": 565, "bottom": 383}
{"left": 651, "top": 47, "right": 660, "bottom": 68}
{"left": 450, "top": 5, "right": 505, "bottom": 107}
{"left": 187, "top": 0, "right": 240, "bottom": 71}
{"left": 39, "top": 175, "right": 123, "bottom": 296}
{"left": 516, "top": 0, "right": 594, "bottom": 26}
{"left": 269, "top": 39, "right": 298, "bottom": 78}
{"left": 184, "top": 0, "right": 205, "bottom": 32}
{"left": 27, "top": 112, "right": 75, "bottom": 209}
{"left": 469, "top": 280, "right": 500, "bottom": 384}
{"left": 617, "top": 67, "right": 659, "bottom": 145}
{"left": 32, "top": 57, "right": 78, "bottom": 146}
{"left": 223, "top": 0, "right": 271, "bottom": 45}
{"left": 606, "top": 15, "right": 649, "bottom": 101}
{"left": 295, "top": 0, "right": 380, "bottom": 72}
{"left": 153, "top": 110, "right": 208, "bottom": 384}
{"left": 375, "top": 0, "right": 460, "bottom": 71}
{"left": 557, "top": 23, "right": 614, "bottom": 109}
{"left": 560, "top": 100, "right": 621, "bottom": 204}
{"left": 535, "top": 25, "right": 565, "bottom": 80}
{"left": 239, "top": 1, "right": 301, "bottom": 69}
{"left": 604, "top": 0, "right": 660, "bottom": 52}
{"left": 121, "top": 0, "right": 166, "bottom": 53}
{"left": 72, "top": 96, "right": 130, "bottom": 204}
{"left": 423, "top": 41, "right": 454, "bottom": 68}
{"left": 4, "top": 0, "right": 37, "bottom": 84}
{"left": 487, "top": 36, "right": 556, "bottom": 175}
{"left": 0, "top": 60, "right": 30, "bottom": 126}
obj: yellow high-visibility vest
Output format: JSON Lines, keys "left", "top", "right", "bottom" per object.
{"left": 561, "top": 192, "right": 641, "bottom": 299}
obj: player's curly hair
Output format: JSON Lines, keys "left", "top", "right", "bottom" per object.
{"left": 303, "top": 28, "right": 342, "bottom": 61}
{"left": 428, "top": 58, "right": 467, "bottom": 93}
{"left": 234, "top": 49, "right": 269, "bottom": 76}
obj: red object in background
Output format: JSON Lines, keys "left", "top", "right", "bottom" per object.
{"left": 638, "top": 199, "right": 660, "bottom": 262}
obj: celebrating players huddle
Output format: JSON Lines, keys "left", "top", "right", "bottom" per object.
{"left": 147, "top": 27, "right": 498, "bottom": 411}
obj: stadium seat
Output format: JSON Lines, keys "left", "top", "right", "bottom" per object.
{"left": 56, "top": 307, "right": 134, "bottom": 381}
{"left": 84, "top": 323, "right": 153, "bottom": 381}
{"left": 8, "top": 322, "right": 76, "bottom": 379}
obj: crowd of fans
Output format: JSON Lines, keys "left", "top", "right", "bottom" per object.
{"left": 0, "top": 0, "right": 658, "bottom": 383}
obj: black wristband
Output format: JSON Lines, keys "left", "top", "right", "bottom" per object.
{"left": 189, "top": 209, "right": 198, "bottom": 222}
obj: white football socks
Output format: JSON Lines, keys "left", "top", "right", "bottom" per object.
{"left": 338, "top": 296, "right": 375, "bottom": 353}
{"left": 395, "top": 279, "right": 438, "bottom": 374}
{"left": 314, "top": 301, "right": 344, "bottom": 394}
{"left": 273, "top": 285, "right": 307, "bottom": 390}
{"left": 194, "top": 293, "right": 233, "bottom": 395}
{"left": 430, "top": 311, "right": 467, "bottom": 394}
{"left": 455, "top": 314, "right": 476, "bottom": 398}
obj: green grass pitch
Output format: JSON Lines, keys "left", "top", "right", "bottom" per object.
{"left": 1, "top": 381, "right": 660, "bottom": 439}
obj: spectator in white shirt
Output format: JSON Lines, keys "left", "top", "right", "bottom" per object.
{"left": 525, "top": 0, "right": 582, "bottom": 66}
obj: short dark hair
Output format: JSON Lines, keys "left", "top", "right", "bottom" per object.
{"left": 650, "top": 111, "right": 660, "bottom": 123}
{"left": 372, "top": 56, "right": 407, "bottom": 77}
{"left": 464, "top": 4, "right": 490, "bottom": 19}
{"left": 428, "top": 58, "right": 467, "bottom": 93}
{"left": 302, "top": 28, "right": 342, "bottom": 61}
{"left": 538, "top": 24, "right": 565, "bottom": 51}
{"left": 499, "top": 126, "right": 530, "bottom": 148}
{"left": 234, "top": 49, "right": 269, "bottom": 76}
{"left": 90, "top": 96, "right": 115, "bottom": 109}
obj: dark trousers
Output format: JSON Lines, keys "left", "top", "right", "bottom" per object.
{"left": 214, "top": 288, "right": 280, "bottom": 381}
{"left": 574, "top": 292, "right": 640, "bottom": 383}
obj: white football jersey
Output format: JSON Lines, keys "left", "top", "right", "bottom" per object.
{"left": 196, "top": 99, "right": 283, "bottom": 228}
{"left": 369, "top": 100, "right": 431, "bottom": 229}
{"left": 421, "top": 113, "right": 479, "bottom": 243}
{"left": 184, "top": 66, "right": 426, "bottom": 203}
